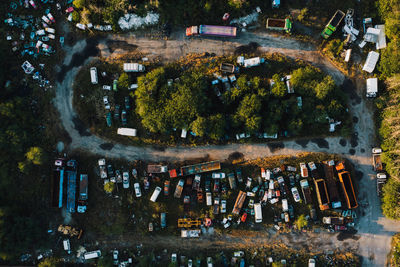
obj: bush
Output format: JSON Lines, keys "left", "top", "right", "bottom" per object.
{"left": 325, "top": 39, "right": 343, "bottom": 58}
{"left": 73, "top": 0, "right": 86, "bottom": 9}
{"left": 71, "top": 11, "right": 80, "bottom": 22}
{"left": 118, "top": 73, "right": 130, "bottom": 90}
{"left": 297, "top": 8, "right": 309, "bottom": 22}
{"left": 25, "top": 147, "right": 46, "bottom": 165}
{"left": 104, "top": 182, "right": 115, "bottom": 193}
{"left": 382, "top": 179, "right": 400, "bottom": 219}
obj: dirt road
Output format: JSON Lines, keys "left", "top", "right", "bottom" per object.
{"left": 54, "top": 31, "right": 400, "bottom": 266}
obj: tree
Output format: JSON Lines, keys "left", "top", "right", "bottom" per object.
{"left": 324, "top": 39, "right": 343, "bottom": 58}
{"left": 25, "top": 147, "right": 46, "bottom": 165}
{"left": 291, "top": 67, "right": 322, "bottom": 96}
{"left": 118, "top": 73, "right": 130, "bottom": 89}
{"left": 382, "top": 179, "right": 400, "bottom": 219}
{"left": 38, "top": 257, "right": 62, "bottom": 267}
{"left": 294, "top": 214, "right": 308, "bottom": 229}
{"left": 73, "top": 0, "right": 86, "bottom": 9}
{"left": 270, "top": 74, "right": 286, "bottom": 98}
{"left": 104, "top": 182, "right": 115, "bottom": 193}
{"left": 18, "top": 161, "right": 30, "bottom": 174}
{"left": 208, "top": 114, "right": 226, "bottom": 140}
{"left": 288, "top": 118, "right": 303, "bottom": 135}
{"left": 315, "top": 76, "right": 335, "bottom": 100}
{"left": 191, "top": 116, "right": 207, "bottom": 137}
{"left": 71, "top": 11, "right": 80, "bottom": 22}
{"left": 297, "top": 8, "right": 309, "bottom": 22}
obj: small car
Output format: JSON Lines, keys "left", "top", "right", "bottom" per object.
{"left": 241, "top": 212, "right": 247, "bottom": 222}
{"left": 148, "top": 222, "right": 153, "bottom": 232}
{"left": 308, "top": 162, "right": 317, "bottom": 171}
{"left": 107, "top": 164, "right": 114, "bottom": 178}
{"left": 114, "top": 105, "right": 120, "bottom": 120}
{"left": 164, "top": 180, "right": 170, "bottom": 196}
{"left": 221, "top": 199, "right": 227, "bottom": 213}
{"left": 132, "top": 168, "right": 137, "bottom": 178}
{"left": 248, "top": 199, "right": 254, "bottom": 209}
{"left": 115, "top": 170, "right": 122, "bottom": 183}
{"left": 300, "top": 162, "right": 308, "bottom": 177}
{"left": 205, "top": 179, "right": 211, "bottom": 192}
{"left": 103, "top": 96, "right": 109, "bottom": 105}
{"left": 213, "top": 179, "right": 220, "bottom": 193}
{"left": 212, "top": 172, "right": 225, "bottom": 179}
{"left": 125, "top": 96, "right": 130, "bottom": 110}
{"left": 121, "top": 110, "right": 127, "bottom": 125}
{"left": 143, "top": 177, "right": 150, "bottom": 190}
{"left": 103, "top": 85, "right": 111, "bottom": 90}
{"left": 284, "top": 212, "right": 290, "bottom": 222}
{"left": 123, "top": 172, "right": 130, "bottom": 189}
{"left": 246, "top": 177, "right": 252, "bottom": 189}
{"left": 134, "top": 182, "right": 142, "bottom": 197}
{"left": 197, "top": 188, "right": 204, "bottom": 203}
{"left": 289, "top": 175, "right": 295, "bottom": 187}
{"left": 291, "top": 187, "right": 301, "bottom": 202}
{"left": 113, "top": 79, "right": 118, "bottom": 91}
{"left": 288, "top": 205, "right": 294, "bottom": 219}
{"left": 113, "top": 250, "right": 119, "bottom": 265}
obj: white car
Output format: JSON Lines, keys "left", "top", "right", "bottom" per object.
{"left": 76, "top": 23, "right": 86, "bottom": 30}
{"left": 212, "top": 172, "right": 225, "bottom": 179}
{"left": 103, "top": 96, "right": 109, "bottom": 105}
{"left": 220, "top": 200, "right": 226, "bottom": 213}
{"left": 291, "top": 187, "right": 301, "bottom": 202}
{"left": 123, "top": 172, "right": 130, "bottom": 189}
{"left": 134, "top": 183, "right": 142, "bottom": 197}
{"left": 113, "top": 250, "right": 119, "bottom": 265}
{"left": 103, "top": 85, "right": 111, "bottom": 90}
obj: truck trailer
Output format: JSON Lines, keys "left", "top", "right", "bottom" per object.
{"left": 186, "top": 25, "right": 237, "bottom": 37}
{"left": 66, "top": 160, "right": 77, "bottom": 213}
{"left": 180, "top": 161, "right": 221, "bottom": 176}
{"left": 321, "top": 10, "right": 345, "bottom": 39}
{"left": 336, "top": 161, "right": 358, "bottom": 209}
{"left": 323, "top": 160, "right": 342, "bottom": 209}
{"left": 266, "top": 18, "right": 292, "bottom": 33}
{"left": 77, "top": 174, "right": 88, "bottom": 213}
{"left": 314, "top": 178, "right": 330, "bottom": 211}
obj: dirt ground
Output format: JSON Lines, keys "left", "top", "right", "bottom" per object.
{"left": 53, "top": 25, "right": 400, "bottom": 266}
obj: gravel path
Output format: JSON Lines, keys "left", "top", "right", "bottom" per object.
{"left": 54, "top": 30, "right": 400, "bottom": 266}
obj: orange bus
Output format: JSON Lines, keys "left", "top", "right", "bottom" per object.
{"left": 336, "top": 162, "right": 358, "bottom": 209}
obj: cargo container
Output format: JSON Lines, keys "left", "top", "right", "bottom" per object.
{"left": 323, "top": 160, "right": 342, "bottom": 209}
{"left": 314, "top": 178, "right": 330, "bottom": 210}
{"left": 336, "top": 162, "right": 358, "bottom": 209}
{"left": 186, "top": 25, "right": 237, "bottom": 37}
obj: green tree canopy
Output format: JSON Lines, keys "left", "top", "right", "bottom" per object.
{"left": 118, "top": 73, "right": 130, "bottom": 89}
{"left": 294, "top": 214, "right": 308, "bottom": 229}
{"left": 191, "top": 116, "right": 208, "bottom": 137}
{"left": 270, "top": 74, "right": 286, "bottom": 98}
{"left": 25, "top": 147, "right": 46, "bottom": 165}
{"left": 315, "top": 76, "right": 335, "bottom": 100}
{"left": 104, "top": 182, "right": 115, "bottom": 193}
{"left": 73, "top": 0, "right": 86, "bottom": 9}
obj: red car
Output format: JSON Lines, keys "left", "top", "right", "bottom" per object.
{"left": 335, "top": 225, "right": 347, "bottom": 231}
{"left": 164, "top": 180, "right": 170, "bottom": 196}
{"left": 241, "top": 213, "right": 247, "bottom": 223}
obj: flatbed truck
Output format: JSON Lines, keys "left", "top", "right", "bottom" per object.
{"left": 266, "top": 18, "right": 292, "bottom": 33}
{"left": 321, "top": 10, "right": 345, "bottom": 39}
{"left": 186, "top": 25, "right": 237, "bottom": 37}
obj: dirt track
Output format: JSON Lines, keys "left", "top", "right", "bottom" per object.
{"left": 54, "top": 30, "right": 400, "bottom": 266}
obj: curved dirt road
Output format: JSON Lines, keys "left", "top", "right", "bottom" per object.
{"left": 55, "top": 31, "right": 400, "bottom": 266}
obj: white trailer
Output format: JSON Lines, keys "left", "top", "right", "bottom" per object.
{"left": 117, "top": 128, "right": 137, "bottom": 137}
{"left": 123, "top": 63, "right": 145, "bottom": 72}
{"left": 254, "top": 203, "right": 263, "bottom": 223}
{"left": 243, "top": 57, "right": 265, "bottom": 68}
{"left": 84, "top": 250, "right": 101, "bottom": 260}
{"left": 90, "top": 67, "right": 98, "bottom": 84}
{"left": 366, "top": 78, "right": 378, "bottom": 98}
{"left": 362, "top": 51, "right": 379, "bottom": 73}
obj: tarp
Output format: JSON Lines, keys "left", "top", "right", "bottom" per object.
{"left": 117, "top": 128, "right": 137, "bottom": 136}
{"left": 362, "top": 51, "right": 379, "bottom": 73}
{"left": 375, "top": 24, "right": 387, "bottom": 49}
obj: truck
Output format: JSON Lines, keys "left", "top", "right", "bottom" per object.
{"left": 147, "top": 165, "right": 168, "bottom": 174}
{"left": 321, "top": 10, "right": 345, "bottom": 39}
{"left": 314, "top": 178, "right": 330, "bottom": 211}
{"left": 180, "top": 161, "right": 221, "bottom": 176}
{"left": 377, "top": 173, "right": 387, "bottom": 197}
{"left": 220, "top": 63, "right": 239, "bottom": 73}
{"left": 266, "top": 18, "right": 292, "bottom": 33}
{"left": 323, "top": 160, "right": 342, "bottom": 209}
{"left": 322, "top": 216, "right": 345, "bottom": 225}
{"left": 174, "top": 179, "right": 184, "bottom": 198}
{"left": 66, "top": 160, "right": 77, "bottom": 213}
{"left": 372, "top": 148, "right": 383, "bottom": 172}
{"left": 232, "top": 191, "right": 246, "bottom": 215}
{"left": 336, "top": 161, "right": 358, "bottom": 209}
{"left": 300, "top": 179, "right": 312, "bottom": 204}
{"left": 192, "top": 175, "right": 201, "bottom": 191}
{"left": 77, "top": 174, "right": 88, "bottom": 213}
{"left": 98, "top": 158, "right": 107, "bottom": 179}
{"left": 186, "top": 25, "right": 237, "bottom": 37}
{"left": 123, "top": 63, "right": 145, "bottom": 72}
{"left": 52, "top": 159, "right": 65, "bottom": 208}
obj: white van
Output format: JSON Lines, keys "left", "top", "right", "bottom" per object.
{"left": 206, "top": 192, "right": 212, "bottom": 206}
{"left": 254, "top": 203, "right": 262, "bottom": 223}
{"left": 150, "top": 186, "right": 162, "bottom": 202}
{"left": 84, "top": 250, "right": 101, "bottom": 260}
{"left": 63, "top": 239, "right": 71, "bottom": 254}
{"left": 90, "top": 67, "right": 98, "bottom": 84}
{"left": 282, "top": 199, "right": 288, "bottom": 212}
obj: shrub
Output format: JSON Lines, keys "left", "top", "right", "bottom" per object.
{"left": 73, "top": 0, "right": 86, "bottom": 9}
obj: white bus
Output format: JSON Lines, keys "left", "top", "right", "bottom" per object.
{"left": 254, "top": 203, "right": 262, "bottom": 223}
{"left": 150, "top": 186, "right": 162, "bottom": 202}
{"left": 84, "top": 250, "right": 101, "bottom": 260}
{"left": 90, "top": 67, "right": 98, "bottom": 84}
